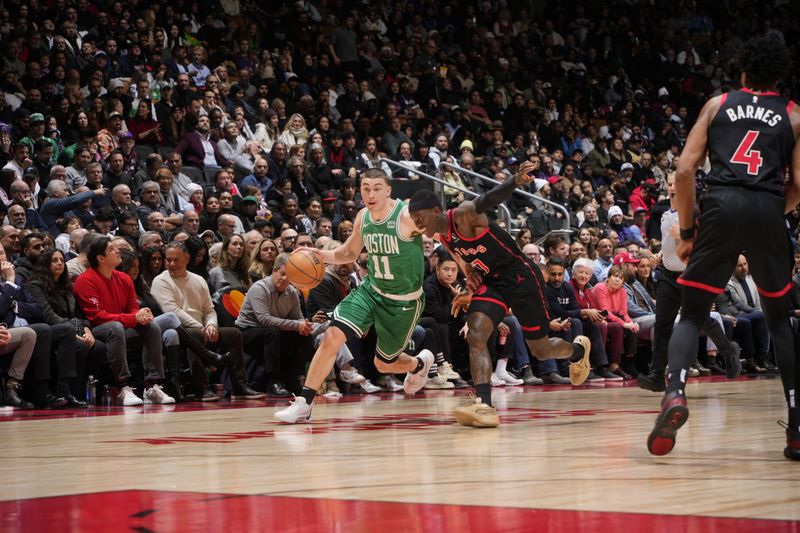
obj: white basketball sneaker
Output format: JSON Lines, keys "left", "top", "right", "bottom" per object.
{"left": 403, "top": 350, "right": 434, "bottom": 394}
{"left": 274, "top": 396, "right": 312, "bottom": 424}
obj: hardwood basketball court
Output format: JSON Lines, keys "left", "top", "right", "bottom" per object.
{"left": 1, "top": 375, "right": 798, "bottom": 532}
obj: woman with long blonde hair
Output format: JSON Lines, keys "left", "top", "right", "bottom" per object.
{"left": 207, "top": 234, "right": 252, "bottom": 298}
{"left": 279, "top": 113, "right": 308, "bottom": 147}
{"left": 249, "top": 238, "right": 278, "bottom": 283}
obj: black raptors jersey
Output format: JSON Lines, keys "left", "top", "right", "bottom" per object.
{"left": 439, "top": 209, "right": 533, "bottom": 281}
{"left": 707, "top": 89, "right": 796, "bottom": 195}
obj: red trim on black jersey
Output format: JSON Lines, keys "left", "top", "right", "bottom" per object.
{"left": 757, "top": 282, "right": 792, "bottom": 299}
{"left": 676, "top": 277, "right": 725, "bottom": 294}
{"left": 740, "top": 88, "right": 780, "bottom": 97}
{"left": 520, "top": 325, "right": 542, "bottom": 332}
{"left": 453, "top": 222, "right": 490, "bottom": 242}
{"left": 472, "top": 296, "right": 509, "bottom": 314}
{"left": 719, "top": 92, "right": 728, "bottom": 105}
{"left": 787, "top": 101, "right": 796, "bottom": 115}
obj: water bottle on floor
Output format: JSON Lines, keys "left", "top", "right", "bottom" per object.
{"left": 101, "top": 385, "right": 113, "bottom": 407}
{"left": 86, "top": 376, "right": 98, "bottom": 406}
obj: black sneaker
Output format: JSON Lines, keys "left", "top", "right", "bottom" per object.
{"left": 598, "top": 367, "right": 623, "bottom": 381}
{"left": 637, "top": 371, "right": 666, "bottom": 392}
{"left": 692, "top": 361, "right": 711, "bottom": 377}
{"left": 720, "top": 342, "right": 742, "bottom": 379}
{"left": 760, "top": 358, "right": 779, "bottom": 373}
{"left": 449, "top": 377, "right": 470, "bottom": 389}
{"left": 780, "top": 421, "right": 800, "bottom": 460}
{"left": 586, "top": 370, "right": 605, "bottom": 383}
{"left": 707, "top": 357, "right": 726, "bottom": 376}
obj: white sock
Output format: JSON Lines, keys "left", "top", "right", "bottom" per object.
{"left": 495, "top": 358, "right": 508, "bottom": 375}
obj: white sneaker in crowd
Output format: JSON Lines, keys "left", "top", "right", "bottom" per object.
{"left": 339, "top": 368, "right": 367, "bottom": 384}
{"left": 495, "top": 371, "right": 524, "bottom": 386}
{"left": 143, "top": 384, "right": 176, "bottom": 404}
{"left": 424, "top": 374, "right": 455, "bottom": 389}
{"left": 359, "top": 379, "right": 382, "bottom": 393}
{"left": 437, "top": 361, "right": 461, "bottom": 380}
{"left": 116, "top": 385, "right": 144, "bottom": 406}
{"left": 490, "top": 374, "right": 506, "bottom": 387}
{"left": 377, "top": 375, "right": 404, "bottom": 392}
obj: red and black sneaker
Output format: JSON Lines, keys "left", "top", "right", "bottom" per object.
{"left": 647, "top": 391, "right": 689, "bottom": 456}
{"left": 780, "top": 422, "right": 800, "bottom": 460}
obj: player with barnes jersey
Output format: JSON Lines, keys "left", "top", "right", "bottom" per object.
{"left": 275, "top": 168, "right": 433, "bottom": 424}
{"left": 646, "top": 36, "right": 800, "bottom": 459}
{"left": 409, "top": 161, "right": 591, "bottom": 428}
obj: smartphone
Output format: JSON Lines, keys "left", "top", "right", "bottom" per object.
{"left": 600, "top": 310, "right": 609, "bottom": 317}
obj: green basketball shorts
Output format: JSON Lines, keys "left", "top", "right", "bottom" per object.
{"left": 332, "top": 280, "right": 425, "bottom": 363}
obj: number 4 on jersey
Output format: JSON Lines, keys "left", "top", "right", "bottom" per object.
{"left": 731, "top": 130, "right": 764, "bottom": 175}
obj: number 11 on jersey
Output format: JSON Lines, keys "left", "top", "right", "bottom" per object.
{"left": 372, "top": 255, "right": 395, "bottom": 280}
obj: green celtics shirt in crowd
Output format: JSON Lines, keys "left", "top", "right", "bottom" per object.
{"left": 361, "top": 199, "right": 424, "bottom": 298}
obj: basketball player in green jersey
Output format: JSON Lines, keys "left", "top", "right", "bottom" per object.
{"left": 275, "top": 168, "right": 434, "bottom": 423}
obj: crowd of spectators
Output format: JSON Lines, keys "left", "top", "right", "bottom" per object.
{"left": 0, "top": 0, "right": 797, "bottom": 406}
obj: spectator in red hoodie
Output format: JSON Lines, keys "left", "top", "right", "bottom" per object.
{"left": 73, "top": 236, "right": 174, "bottom": 406}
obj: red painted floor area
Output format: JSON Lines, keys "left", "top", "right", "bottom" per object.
{"left": 0, "top": 490, "right": 795, "bottom": 533}
{"left": 0, "top": 375, "right": 773, "bottom": 422}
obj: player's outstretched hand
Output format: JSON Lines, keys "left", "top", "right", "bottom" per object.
{"left": 451, "top": 290, "right": 472, "bottom": 317}
{"left": 677, "top": 239, "right": 694, "bottom": 264}
{"left": 515, "top": 161, "right": 537, "bottom": 187}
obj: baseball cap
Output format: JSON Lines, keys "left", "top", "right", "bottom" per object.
{"left": 94, "top": 50, "right": 108, "bottom": 58}
{"left": 108, "top": 111, "right": 123, "bottom": 120}
{"left": 547, "top": 176, "right": 560, "bottom": 185}
{"left": 118, "top": 130, "right": 134, "bottom": 139}
{"left": 0, "top": 123, "right": 10, "bottom": 133}
{"left": 322, "top": 191, "right": 337, "bottom": 202}
{"left": 613, "top": 252, "right": 640, "bottom": 266}
{"left": 241, "top": 195, "right": 258, "bottom": 204}
{"left": 620, "top": 162, "right": 634, "bottom": 171}
{"left": 658, "top": 87, "right": 669, "bottom": 97}
{"left": 108, "top": 78, "right": 125, "bottom": 91}
{"left": 642, "top": 183, "right": 658, "bottom": 195}
{"left": 23, "top": 167, "right": 39, "bottom": 179}
{"left": 29, "top": 113, "right": 45, "bottom": 124}
{"left": 459, "top": 139, "right": 473, "bottom": 151}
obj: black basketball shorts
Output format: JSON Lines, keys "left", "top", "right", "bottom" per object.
{"left": 468, "top": 261, "right": 551, "bottom": 339}
{"left": 678, "top": 187, "right": 792, "bottom": 299}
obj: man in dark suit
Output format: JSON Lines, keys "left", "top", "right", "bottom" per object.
{"left": 175, "top": 114, "right": 229, "bottom": 169}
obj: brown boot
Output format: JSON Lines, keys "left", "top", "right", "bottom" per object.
{"left": 4, "top": 378, "right": 34, "bottom": 409}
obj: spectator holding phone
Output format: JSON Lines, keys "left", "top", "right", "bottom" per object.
{"left": 546, "top": 258, "right": 620, "bottom": 382}
{"left": 572, "top": 258, "right": 627, "bottom": 379}
{"left": 590, "top": 264, "right": 639, "bottom": 379}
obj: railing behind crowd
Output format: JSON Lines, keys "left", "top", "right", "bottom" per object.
{"left": 379, "top": 157, "right": 515, "bottom": 231}
{"left": 436, "top": 161, "right": 572, "bottom": 236}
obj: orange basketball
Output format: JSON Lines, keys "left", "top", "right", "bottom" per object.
{"left": 286, "top": 248, "right": 325, "bottom": 290}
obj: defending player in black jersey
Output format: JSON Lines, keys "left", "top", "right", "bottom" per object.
{"left": 647, "top": 36, "right": 800, "bottom": 459}
{"left": 409, "top": 161, "right": 591, "bottom": 428}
